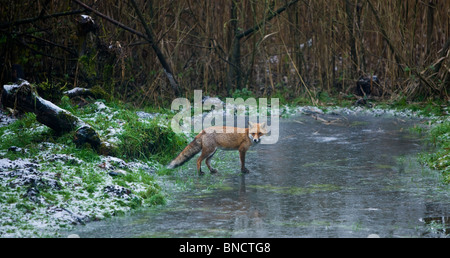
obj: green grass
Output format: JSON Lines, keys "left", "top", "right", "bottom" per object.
{"left": 0, "top": 113, "right": 41, "bottom": 153}
{"left": 60, "top": 97, "right": 187, "bottom": 164}
{"left": 383, "top": 97, "right": 447, "bottom": 117}
{"left": 419, "top": 119, "right": 450, "bottom": 184}
{"left": 117, "top": 117, "right": 186, "bottom": 164}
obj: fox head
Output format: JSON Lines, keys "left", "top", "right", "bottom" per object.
{"left": 248, "top": 122, "right": 267, "bottom": 144}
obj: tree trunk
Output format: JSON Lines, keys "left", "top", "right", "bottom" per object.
{"left": 345, "top": 0, "right": 358, "bottom": 77}
{"left": 227, "top": 37, "right": 241, "bottom": 94}
{"left": 426, "top": 0, "right": 436, "bottom": 57}
{"left": 226, "top": 0, "right": 239, "bottom": 95}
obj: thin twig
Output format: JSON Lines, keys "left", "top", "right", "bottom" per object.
{"left": 0, "top": 10, "right": 85, "bottom": 29}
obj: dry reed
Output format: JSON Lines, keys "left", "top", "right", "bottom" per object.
{"left": 0, "top": 0, "right": 448, "bottom": 105}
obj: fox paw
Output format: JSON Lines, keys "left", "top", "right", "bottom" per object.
{"left": 241, "top": 167, "right": 250, "bottom": 174}
{"left": 210, "top": 169, "right": 218, "bottom": 174}
{"left": 198, "top": 170, "right": 205, "bottom": 176}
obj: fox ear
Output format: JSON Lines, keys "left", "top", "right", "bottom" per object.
{"left": 260, "top": 122, "right": 266, "bottom": 128}
{"left": 248, "top": 121, "right": 255, "bottom": 127}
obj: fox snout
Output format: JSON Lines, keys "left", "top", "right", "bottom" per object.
{"left": 248, "top": 132, "right": 262, "bottom": 144}
{"left": 248, "top": 121, "right": 267, "bottom": 144}
{"left": 248, "top": 130, "right": 263, "bottom": 143}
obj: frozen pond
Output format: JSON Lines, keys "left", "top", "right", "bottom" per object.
{"left": 67, "top": 113, "right": 449, "bottom": 238}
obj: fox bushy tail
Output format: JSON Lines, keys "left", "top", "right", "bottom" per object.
{"left": 167, "top": 134, "right": 202, "bottom": 169}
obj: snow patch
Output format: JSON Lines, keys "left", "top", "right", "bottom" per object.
{"left": 0, "top": 110, "right": 16, "bottom": 128}
{"left": 0, "top": 158, "right": 39, "bottom": 170}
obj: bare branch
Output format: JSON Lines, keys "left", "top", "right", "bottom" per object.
{"left": 129, "top": 0, "right": 181, "bottom": 96}
{"left": 236, "top": 0, "right": 299, "bottom": 40}
{"left": 0, "top": 9, "right": 85, "bottom": 29}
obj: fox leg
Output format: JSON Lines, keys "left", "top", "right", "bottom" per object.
{"left": 205, "top": 149, "right": 218, "bottom": 174}
{"left": 197, "top": 147, "right": 216, "bottom": 176}
{"left": 239, "top": 149, "right": 249, "bottom": 173}
{"left": 196, "top": 153, "right": 206, "bottom": 175}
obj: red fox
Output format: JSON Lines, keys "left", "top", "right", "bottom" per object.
{"left": 167, "top": 122, "right": 267, "bottom": 175}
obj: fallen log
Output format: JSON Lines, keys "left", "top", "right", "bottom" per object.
{"left": 1, "top": 80, "right": 102, "bottom": 150}
{"left": 63, "top": 87, "right": 93, "bottom": 98}
{"left": 63, "top": 86, "right": 109, "bottom": 101}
